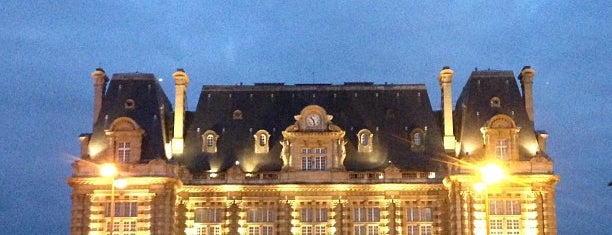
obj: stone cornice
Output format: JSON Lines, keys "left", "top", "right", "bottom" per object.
{"left": 179, "top": 183, "right": 445, "bottom": 193}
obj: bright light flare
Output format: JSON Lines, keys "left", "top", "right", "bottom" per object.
{"left": 473, "top": 182, "right": 487, "bottom": 192}
{"left": 113, "top": 178, "right": 127, "bottom": 189}
{"left": 480, "top": 163, "right": 505, "bottom": 184}
{"left": 100, "top": 163, "right": 118, "bottom": 177}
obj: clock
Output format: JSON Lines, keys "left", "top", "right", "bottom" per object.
{"left": 306, "top": 113, "right": 321, "bottom": 127}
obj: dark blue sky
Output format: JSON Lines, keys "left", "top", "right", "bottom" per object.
{"left": 0, "top": 1, "right": 610, "bottom": 234}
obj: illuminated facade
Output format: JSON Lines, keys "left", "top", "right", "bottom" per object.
{"left": 68, "top": 67, "right": 558, "bottom": 235}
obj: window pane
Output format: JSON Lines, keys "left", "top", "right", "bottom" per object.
{"left": 421, "top": 207, "right": 432, "bottom": 221}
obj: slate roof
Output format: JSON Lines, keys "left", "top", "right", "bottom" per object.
{"left": 88, "top": 73, "right": 173, "bottom": 161}
{"left": 180, "top": 83, "right": 446, "bottom": 173}
{"left": 454, "top": 70, "right": 539, "bottom": 160}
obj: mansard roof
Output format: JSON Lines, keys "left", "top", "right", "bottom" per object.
{"left": 454, "top": 70, "right": 539, "bottom": 159}
{"left": 180, "top": 83, "right": 445, "bottom": 173}
{"left": 88, "top": 73, "right": 173, "bottom": 161}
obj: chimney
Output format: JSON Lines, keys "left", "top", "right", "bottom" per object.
{"left": 91, "top": 68, "right": 108, "bottom": 125}
{"left": 171, "top": 68, "right": 190, "bottom": 156}
{"left": 519, "top": 66, "right": 536, "bottom": 122}
{"left": 535, "top": 131, "right": 549, "bottom": 154}
{"left": 438, "top": 66, "right": 456, "bottom": 152}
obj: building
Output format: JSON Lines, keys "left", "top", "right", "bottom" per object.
{"left": 67, "top": 66, "right": 559, "bottom": 235}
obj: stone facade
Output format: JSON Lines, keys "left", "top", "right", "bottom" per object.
{"left": 67, "top": 67, "right": 558, "bottom": 235}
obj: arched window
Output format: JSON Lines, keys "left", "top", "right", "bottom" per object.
{"left": 206, "top": 135, "right": 214, "bottom": 147}
{"left": 254, "top": 130, "right": 271, "bottom": 154}
{"left": 357, "top": 129, "right": 373, "bottom": 153}
{"left": 413, "top": 132, "right": 423, "bottom": 146}
{"left": 410, "top": 128, "right": 426, "bottom": 152}
{"left": 360, "top": 133, "right": 369, "bottom": 146}
{"left": 201, "top": 131, "right": 219, "bottom": 153}
{"left": 259, "top": 134, "right": 267, "bottom": 146}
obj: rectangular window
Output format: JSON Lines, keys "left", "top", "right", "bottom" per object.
{"left": 301, "top": 207, "right": 328, "bottom": 222}
{"left": 353, "top": 225, "right": 378, "bottom": 235}
{"left": 314, "top": 225, "right": 326, "bottom": 235}
{"left": 194, "top": 208, "right": 223, "bottom": 223}
{"left": 105, "top": 202, "right": 137, "bottom": 217}
{"left": 490, "top": 200, "right": 520, "bottom": 215}
{"left": 117, "top": 142, "right": 131, "bottom": 162}
{"left": 302, "top": 156, "right": 313, "bottom": 170}
{"left": 421, "top": 225, "right": 432, "bottom": 235}
{"left": 315, "top": 156, "right": 326, "bottom": 170}
{"left": 301, "top": 148, "right": 327, "bottom": 171}
{"left": 406, "top": 206, "right": 434, "bottom": 235}
{"left": 495, "top": 139, "right": 509, "bottom": 160}
{"left": 196, "top": 226, "right": 221, "bottom": 235}
{"left": 407, "top": 225, "right": 418, "bottom": 235}
{"left": 247, "top": 208, "right": 276, "bottom": 222}
{"left": 106, "top": 219, "right": 137, "bottom": 235}
{"left": 354, "top": 207, "right": 380, "bottom": 222}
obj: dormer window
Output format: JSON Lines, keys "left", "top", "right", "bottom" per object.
{"left": 253, "top": 130, "right": 271, "bottom": 154}
{"left": 103, "top": 117, "right": 144, "bottom": 163}
{"left": 357, "top": 129, "right": 373, "bottom": 153}
{"left": 480, "top": 115, "right": 521, "bottom": 161}
{"left": 410, "top": 128, "right": 426, "bottom": 152}
{"left": 202, "top": 130, "right": 219, "bottom": 153}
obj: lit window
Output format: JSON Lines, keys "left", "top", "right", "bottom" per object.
{"left": 248, "top": 225, "right": 273, "bottom": 235}
{"left": 301, "top": 207, "right": 327, "bottom": 235}
{"left": 105, "top": 202, "right": 137, "bottom": 217}
{"left": 489, "top": 200, "right": 521, "bottom": 235}
{"left": 194, "top": 208, "right": 223, "bottom": 223}
{"left": 206, "top": 135, "right": 214, "bottom": 147}
{"left": 105, "top": 202, "right": 137, "bottom": 235}
{"left": 202, "top": 131, "right": 219, "bottom": 153}
{"left": 490, "top": 200, "right": 520, "bottom": 215}
{"left": 357, "top": 129, "right": 373, "bottom": 152}
{"left": 254, "top": 130, "right": 270, "bottom": 153}
{"left": 495, "top": 139, "right": 509, "bottom": 160}
{"left": 360, "top": 134, "right": 369, "bottom": 145}
{"left": 196, "top": 226, "right": 221, "bottom": 235}
{"left": 354, "top": 225, "right": 378, "bottom": 235}
{"left": 354, "top": 207, "right": 380, "bottom": 222}
{"left": 406, "top": 206, "right": 434, "bottom": 234}
{"left": 301, "top": 207, "right": 328, "bottom": 222}
{"left": 406, "top": 206, "right": 432, "bottom": 221}
{"left": 301, "top": 148, "right": 327, "bottom": 171}
{"left": 117, "top": 142, "right": 131, "bottom": 162}
{"left": 247, "top": 208, "right": 276, "bottom": 222}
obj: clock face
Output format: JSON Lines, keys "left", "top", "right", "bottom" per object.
{"left": 306, "top": 114, "right": 321, "bottom": 127}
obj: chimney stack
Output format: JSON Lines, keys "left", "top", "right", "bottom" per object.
{"left": 91, "top": 68, "right": 108, "bottom": 125}
{"left": 438, "top": 66, "right": 456, "bottom": 152}
{"left": 171, "top": 68, "right": 190, "bottom": 156}
{"left": 519, "top": 66, "right": 536, "bottom": 122}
